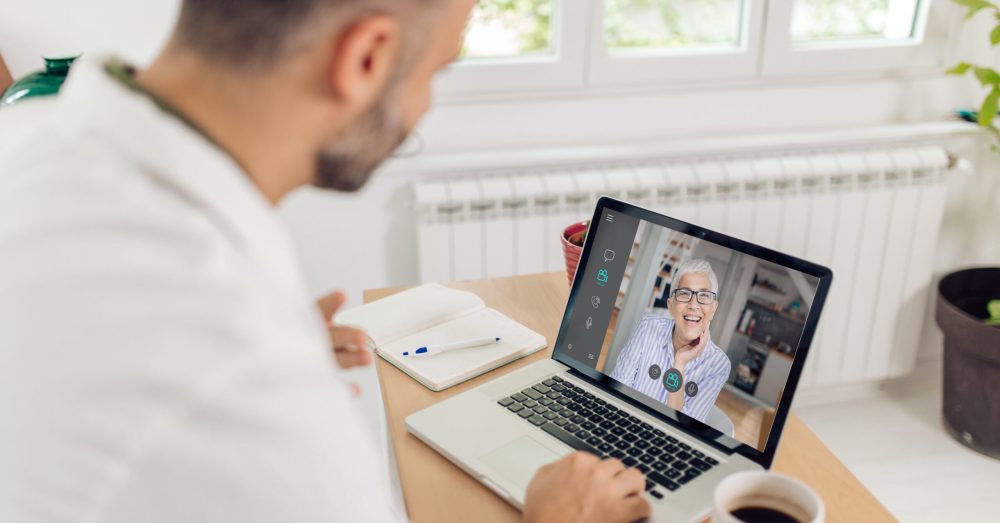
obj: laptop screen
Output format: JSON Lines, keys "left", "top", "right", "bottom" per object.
{"left": 556, "top": 199, "right": 830, "bottom": 459}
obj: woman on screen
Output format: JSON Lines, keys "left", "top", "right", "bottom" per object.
{"left": 610, "top": 259, "right": 731, "bottom": 424}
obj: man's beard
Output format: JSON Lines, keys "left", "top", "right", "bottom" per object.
{"left": 314, "top": 93, "right": 408, "bottom": 192}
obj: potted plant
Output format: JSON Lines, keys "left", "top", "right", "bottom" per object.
{"left": 935, "top": 0, "right": 1000, "bottom": 459}
{"left": 561, "top": 221, "right": 588, "bottom": 286}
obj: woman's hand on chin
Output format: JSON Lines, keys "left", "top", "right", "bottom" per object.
{"left": 675, "top": 321, "right": 711, "bottom": 370}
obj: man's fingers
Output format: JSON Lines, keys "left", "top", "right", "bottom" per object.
{"left": 619, "top": 493, "right": 652, "bottom": 522}
{"left": 594, "top": 457, "right": 626, "bottom": 481}
{"left": 611, "top": 467, "right": 647, "bottom": 498}
{"left": 317, "top": 291, "right": 347, "bottom": 320}
{"left": 330, "top": 326, "right": 369, "bottom": 352}
{"left": 334, "top": 350, "right": 372, "bottom": 369}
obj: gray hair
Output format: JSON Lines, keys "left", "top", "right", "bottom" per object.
{"left": 174, "top": 0, "right": 443, "bottom": 71}
{"left": 671, "top": 258, "right": 719, "bottom": 294}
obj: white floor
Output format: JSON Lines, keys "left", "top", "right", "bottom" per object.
{"left": 796, "top": 356, "right": 1000, "bottom": 522}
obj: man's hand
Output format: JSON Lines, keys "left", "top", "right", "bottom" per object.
{"left": 674, "top": 320, "right": 711, "bottom": 370}
{"left": 523, "top": 452, "right": 650, "bottom": 523}
{"left": 317, "top": 291, "right": 374, "bottom": 369}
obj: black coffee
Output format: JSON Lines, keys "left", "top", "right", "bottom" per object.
{"left": 730, "top": 506, "right": 802, "bottom": 523}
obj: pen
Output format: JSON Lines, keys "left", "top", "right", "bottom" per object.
{"left": 403, "top": 336, "right": 501, "bottom": 357}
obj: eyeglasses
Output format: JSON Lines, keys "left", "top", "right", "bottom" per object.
{"left": 671, "top": 287, "right": 717, "bottom": 305}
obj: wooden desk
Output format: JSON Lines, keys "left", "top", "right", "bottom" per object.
{"left": 367, "top": 273, "right": 893, "bottom": 523}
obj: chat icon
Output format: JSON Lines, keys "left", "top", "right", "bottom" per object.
{"left": 603, "top": 249, "right": 615, "bottom": 262}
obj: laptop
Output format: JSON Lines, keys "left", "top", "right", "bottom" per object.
{"left": 406, "top": 197, "right": 833, "bottom": 521}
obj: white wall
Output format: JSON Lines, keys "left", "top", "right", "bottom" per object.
{"left": 3, "top": 0, "right": 998, "bottom": 309}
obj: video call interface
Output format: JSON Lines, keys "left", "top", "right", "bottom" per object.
{"left": 562, "top": 209, "right": 820, "bottom": 451}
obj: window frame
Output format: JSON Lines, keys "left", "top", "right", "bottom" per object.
{"left": 759, "top": 0, "right": 950, "bottom": 77}
{"left": 587, "top": 0, "right": 767, "bottom": 87}
{"left": 433, "top": 0, "right": 588, "bottom": 96}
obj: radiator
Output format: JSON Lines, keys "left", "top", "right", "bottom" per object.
{"left": 413, "top": 146, "right": 952, "bottom": 387}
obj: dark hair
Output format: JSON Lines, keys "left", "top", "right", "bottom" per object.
{"left": 174, "top": 0, "right": 438, "bottom": 70}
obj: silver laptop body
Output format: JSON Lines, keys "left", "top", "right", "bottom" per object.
{"left": 407, "top": 197, "right": 833, "bottom": 521}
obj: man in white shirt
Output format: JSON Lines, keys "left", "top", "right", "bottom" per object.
{"left": 0, "top": 1, "right": 649, "bottom": 522}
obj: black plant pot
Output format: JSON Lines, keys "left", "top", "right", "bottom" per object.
{"left": 935, "top": 267, "right": 1000, "bottom": 459}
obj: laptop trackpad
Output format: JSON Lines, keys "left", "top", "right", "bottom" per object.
{"left": 479, "top": 437, "right": 562, "bottom": 491}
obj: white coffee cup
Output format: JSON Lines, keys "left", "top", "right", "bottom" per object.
{"left": 711, "top": 471, "right": 825, "bottom": 523}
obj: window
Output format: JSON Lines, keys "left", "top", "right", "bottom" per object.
{"left": 462, "top": 0, "right": 555, "bottom": 59}
{"left": 436, "top": 0, "right": 951, "bottom": 97}
{"left": 790, "top": 0, "right": 923, "bottom": 45}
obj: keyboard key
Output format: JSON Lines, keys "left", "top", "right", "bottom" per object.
{"left": 634, "top": 440, "right": 650, "bottom": 449}
{"left": 554, "top": 418, "right": 569, "bottom": 427}
{"left": 605, "top": 434, "right": 620, "bottom": 444}
{"left": 550, "top": 404, "right": 565, "bottom": 413}
{"left": 706, "top": 456, "right": 719, "bottom": 466}
{"left": 605, "top": 412, "right": 621, "bottom": 421}
{"left": 511, "top": 393, "right": 528, "bottom": 403}
{"left": 579, "top": 408, "right": 593, "bottom": 417}
{"left": 615, "top": 417, "right": 631, "bottom": 427}
{"left": 614, "top": 440, "right": 630, "bottom": 450}
{"left": 594, "top": 397, "right": 607, "bottom": 406}
{"left": 552, "top": 383, "right": 566, "bottom": 392}
{"left": 545, "top": 391, "right": 560, "bottom": 400}
{"left": 658, "top": 454, "right": 675, "bottom": 464}
{"left": 626, "top": 447, "right": 643, "bottom": 457}
{"left": 567, "top": 403, "right": 583, "bottom": 412}
{"left": 539, "top": 398, "right": 554, "bottom": 407}
{"left": 677, "top": 475, "right": 694, "bottom": 485}
{"left": 542, "top": 379, "right": 556, "bottom": 387}
{"left": 611, "top": 427, "right": 627, "bottom": 436}
{"left": 640, "top": 430, "right": 655, "bottom": 440}
{"left": 623, "top": 457, "right": 638, "bottom": 467}
{"left": 518, "top": 409, "right": 533, "bottom": 419}
{"left": 541, "top": 423, "right": 602, "bottom": 457}
{"left": 599, "top": 420, "right": 615, "bottom": 430}
{"left": 508, "top": 403, "right": 524, "bottom": 413}
{"left": 523, "top": 400, "right": 537, "bottom": 409}
{"left": 528, "top": 414, "right": 547, "bottom": 426}
{"left": 645, "top": 480, "right": 655, "bottom": 492}
{"left": 606, "top": 404, "right": 619, "bottom": 412}
{"left": 665, "top": 468, "right": 680, "bottom": 479}
{"left": 637, "top": 464, "right": 651, "bottom": 475}
{"left": 638, "top": 454, "right": 655, "bottom": 464}
{"left": 628, "top": 415, "right": 641, "bottom": 424}
{"left": 592, "top": 427, "right": 607, "bottom": 438}
{"left": 648, "top": 471, "right": 680, "bottom": 492}
{"left": 583, "top": 392, "right": 595, "bottom": 399}
{"left": 675, "top": 451, "right": 691, "bottom": 461}
{"left": 647, "top": 447, "right": 663, "bottom": 456}
{"left": 498, "top": 397, "right": 515, "bottom": 407}
{"left": 552, "top": 375, "right": 564, "bottom": 382}
{"left": 651, "top": 461, "right": 667, "bottom": 471}
{"left": 581, "top": 421, "right": 596, "bottom": 431}
{"left": 627, "top": 424, "right": 644, "bottom": 434}
{"left": 543, "top": 411, "right": 558, "bottom": 420}
{"left": 653, "top": 429, "right": 665, "bottom": 438}
{"left": 666, "top": 435, "right": 678, "bottom": 444}
{"left": 664, "top": 444, "right": 679, "bottom": 454}
{"left": 522, "top": 388, "right": 542, "bottom": 400}
{"left": 570, "top": 415, "right": 585, "bottom": 425}
{"left": 575, "top": 430, "right": 590, "bottom": 440}
{"left": 556, "top": 397, "right": 571, "bottom": 405}
{"left": 610, "top": 449, "right": 626, "bottom": 459}
{"left": 689, "top": 458, "right": 711, "bottom": 471}
{"left": 640, "top": 422, "right": 653, "bottom": 431}
{"left": 679, "top": 442, "right": 691, "bottom": 451}
{"left": 586, "top": 436, "right": 601, "bottom": 446}
{"left": 565, "top": 424, "right": 580, "bottom": 433}
{"left": 651, "top": 437, "right": 666, "bottom": 447}
{"left": 598, "top": 443, "right": 613, "bottom": 453}
{"left": 685, "top": 469, "right": 701, "bottom": 479}
{"left": 671, "top": 461, "right": 689, "bottom": 471}
{"left": 692, "top": 450, "right": 704, "bottom": 458}
{"left": 649, "top": 489, "right": 664, "bottom": 499}
{"left": 622, "top": 433, "right": 638, "bottom": 443}
{"left": 533, "top": 384, "right": 551, "bottom": 394}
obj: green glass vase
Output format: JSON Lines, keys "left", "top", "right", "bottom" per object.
{"left": 1, "top": 55, "right": 79, "bottom": 108}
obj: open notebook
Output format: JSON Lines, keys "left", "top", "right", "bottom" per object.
{"left": 336, "top": 284, "right": 547, "bottom": 391}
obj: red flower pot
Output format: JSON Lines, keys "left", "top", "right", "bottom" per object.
{"left": 561, "top": 221, "right": 589, "bottom": 286}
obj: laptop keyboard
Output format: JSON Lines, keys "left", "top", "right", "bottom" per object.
{"left": 497, "top": 375, "right": 720, "bottom": 500}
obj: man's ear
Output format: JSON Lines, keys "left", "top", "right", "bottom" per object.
{"left": 328, "top": 14, "right": 401, "bottom": 108}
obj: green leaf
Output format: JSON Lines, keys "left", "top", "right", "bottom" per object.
{"left": 954, "top": 0, "right": 998, "bottom": 18}
{"left": 946, "top": 62, "right": 973, "bottom": 75}
{"left": 992, "top": 23, "right": 1000, "bottom": 45}
{"left": 979, "top": 87, "right": 1000, "bottom": 127}
{"left": 988, "top": 300, "right": 1000, "bottom": 325}
{"left": 973, "top": 66, "right": 1000, "bottom": 86}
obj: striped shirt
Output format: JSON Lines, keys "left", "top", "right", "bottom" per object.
{"left": 609, "top": 314, "right": 731, "bottom": 423}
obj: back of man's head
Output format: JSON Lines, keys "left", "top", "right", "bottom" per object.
{"left": 173, "top": 0, "right": 441, "bottom": 71}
